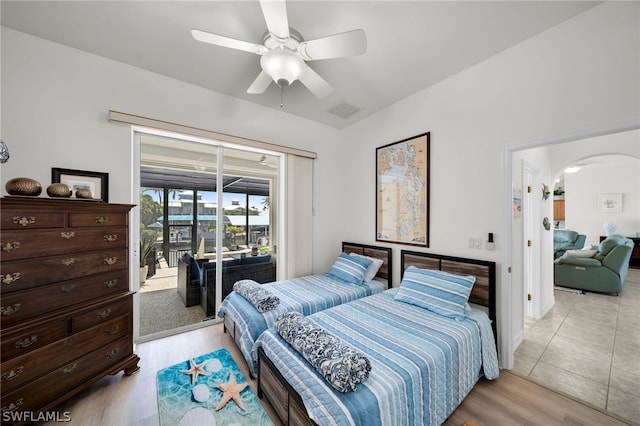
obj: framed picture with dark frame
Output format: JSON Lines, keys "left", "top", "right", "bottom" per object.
{"left": 376, "top": 132, "right": 430, "bottom": 247}
{"left": 52, "top": 168, "right": 109, "bottom": 202}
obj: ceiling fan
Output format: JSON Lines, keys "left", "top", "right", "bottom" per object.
{"left": 191, "top": 0, "right": 366, "bottom": 99}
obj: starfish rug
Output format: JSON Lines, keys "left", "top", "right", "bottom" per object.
{"left": 156, "top": 348, "right": 273, "bottom": 426}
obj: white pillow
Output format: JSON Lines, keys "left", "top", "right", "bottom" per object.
{"left": 350, "top": 253, "right": 384, "bottom": 282}
{"left": 563, "top": 249, "right": 597, "bottom": 258}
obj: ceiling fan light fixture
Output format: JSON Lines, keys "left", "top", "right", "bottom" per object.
{"left": 260, "top": 48, "right": 305, "bottom": 88}
{"left": 564, "top": 162, "right": 585, "bottom": 174}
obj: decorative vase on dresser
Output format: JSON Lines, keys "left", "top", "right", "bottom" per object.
{"left": 0, "top": 197, "right": 139, "bottom": 424}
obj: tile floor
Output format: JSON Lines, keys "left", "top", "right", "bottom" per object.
{"left": 513, "top": 267, "right": 640, "bottom": 424}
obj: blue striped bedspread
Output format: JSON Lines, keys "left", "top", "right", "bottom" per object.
{"left": 254, "top": 289, "right": 499, "bottom": 426}
{"left": 218, "top": 274, "right": 385, "bottom": 377}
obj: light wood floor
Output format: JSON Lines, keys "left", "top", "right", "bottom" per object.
{"left": 46, "top": 322, "right": 631, "bottom": 426}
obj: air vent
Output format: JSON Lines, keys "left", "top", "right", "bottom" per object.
{"left": 328, "top": 102, "right": 361, "bottom": 119}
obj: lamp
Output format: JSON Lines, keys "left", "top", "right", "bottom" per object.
{"left": 260, "top": 48, "right": 305, "bottom": 88}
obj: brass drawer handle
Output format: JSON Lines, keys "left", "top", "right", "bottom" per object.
{"left": 1, "top": 272, "right": 21, "bottom": 285}
{"left": 1, "top": 367, "right": 24, "bottom": 382}
{"left": 104, "top": 257, "right": 118, "bottom": 265}
{"left": 104, "top": 279, "right": 118, "bottom": 288}
{"left": 61, "top": 284, "right": 76, "bottom": 293}
{"left": 95, "top": 216, "right": 110, "bottom": 224}
{"left": 64, "top": 336, "right": 78, "bottom": 346}
{"left": 13, "top": 216, "right": 35, "bottom": 227}
{"left": 106, "top": 348, "right": 120, "bottom": 359}
{"left": 15, "top": 335, "right": 38, "bottom": 348}
{"left": 61, "top": 231, "right": 75, "bottom": 239}
{"left": 1, "top": 304, "right": 21, "bottom": 316}
{"left": 104, "top": 234, "right": 118, "bottom": 242}
{"left": 2, "top": 242, "right": 21, "bottom": 252}
{"left": 98, "top": 308, "right": 112, "bottom": 319}
{"left": 62, "top": 363, "right": 78, "bottom": 374}
{"left": 106, "top": 325, "right": 120, "bottom": 335}
{"left": 2, "top": 398, "right": 24, "bottom": 413}
{"left": 61, "top": 258, "right": 76, "bottom": 266}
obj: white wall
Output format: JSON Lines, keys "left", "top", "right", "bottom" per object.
{"left": 337, "top": 2, "right": 639, "bottom": 365}
{"left": 338, "top": 1, "right": 639, "bottom": 272}
{"left": 0, "top": 26, "right": 344, "bottom": 273}
{"left": 566, "top": 160, "right": 640, "bottom": 246}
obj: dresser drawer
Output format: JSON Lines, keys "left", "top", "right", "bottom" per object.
{"left": 1, "top": 249, "right": 128, "bottom": 294}
{"left": 72, "top": 296, "right": 131, "bottom": 332}
{"left": 0, "top": 336, "right": 131, "bottom": 416}
{"left": 0, "top": 270, "right": 129, "bottom": 326}
{"left": 1, "top": 314, "right": 129, "bottom": 393}
{"left": 1, "top": 319, "right": 69, "bottom": 363}
{"left": 69, "top": 212, "right": 128, "bottom": 228}
{"left": 1, "top": 227, "right": 127, "bottom": 261}
{"left": 0, "top": 198, "right": 137, "bottom": 421}
{"left": 0, "top": 210, "right": 65, "bottom": 230}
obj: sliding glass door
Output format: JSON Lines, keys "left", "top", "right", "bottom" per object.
{"left": 137, "top": 132, "right": 279, "bottom": 340}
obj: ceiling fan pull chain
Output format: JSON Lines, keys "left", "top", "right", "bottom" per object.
{"left": 280, "top": 87, "right": 284, "bottom": 109}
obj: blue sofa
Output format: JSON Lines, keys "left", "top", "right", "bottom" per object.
{"left": 177, "top": 253, "right": 275, "bottom": 315}
{"left": 554, "top": 234, "right": 634, "bottom": 295}
{"left": 553, "top": 229, "right": 586, "bottom": 258}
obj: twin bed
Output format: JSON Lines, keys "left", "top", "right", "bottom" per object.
{"left": 218, "top": 242, "right": 392, "bottom": 377}
{"left": 218, "top": 244, "right": 498, "bottom": 426}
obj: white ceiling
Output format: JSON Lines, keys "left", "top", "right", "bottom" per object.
{"left": 1, "top": 1, "right": 600, "bottom": 129}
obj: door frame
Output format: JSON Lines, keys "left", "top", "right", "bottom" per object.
{"left": 500, "top": 118, "right": 639, "bottom": 370}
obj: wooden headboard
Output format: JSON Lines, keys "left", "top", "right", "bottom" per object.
{"left": 401, "top": 250, "right": 496, "bottom": 338}
{"left": 342, "top": 241, "right": 392, "bottom": 284}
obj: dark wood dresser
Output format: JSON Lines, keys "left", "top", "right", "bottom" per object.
{"left": 0, "top": 197, "right": 139, "bottom": 423}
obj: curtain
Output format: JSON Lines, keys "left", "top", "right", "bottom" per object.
{"left": 284, "top": 154, "right": 314, "bottom": 277}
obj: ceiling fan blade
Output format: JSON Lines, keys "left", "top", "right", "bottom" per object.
{"left": 191, "top": 29, "right": 267, "bottom": 55}
{"left": 298, "top": 29, "right": 367, "bottom": 61}
{"left": 259, "top": 0, "right": 290, "bottom": 42}
{"left": 247, "top": 71, "right": 273, "bottom": 94}
{"left": 298, "top": 65, "right": 333, "bottom": 99}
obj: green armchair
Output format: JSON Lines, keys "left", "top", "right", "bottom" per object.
{"left": 553, "top": 229, "right": 586, "bottom": 258}
{"left": 554, "top": 234, "right": 634, "bottom": 295}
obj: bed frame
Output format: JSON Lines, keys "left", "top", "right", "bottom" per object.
{"left": 223, "top": 242, "right": 393, "bottom": 367}
{"left": 257, "top": 250, "right": 496, "bottom": 426}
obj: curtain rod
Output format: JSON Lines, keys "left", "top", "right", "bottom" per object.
{"left": 108, "top": 110, "right": 317, "bottom": 159}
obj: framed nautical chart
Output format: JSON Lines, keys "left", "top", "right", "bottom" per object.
{"left": 376, "top": 132, "right": 430, "bottom": 247}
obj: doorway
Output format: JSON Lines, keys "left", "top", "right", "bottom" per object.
{"left": 504, "top": 125, "right": 640, "bottom": 422}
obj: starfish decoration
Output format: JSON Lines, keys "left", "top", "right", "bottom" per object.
{"left": 215, "top": 372, "right": 248, "bottom": 411}
{"left": 180, "top": 359, "right": 210, "bottom": 384}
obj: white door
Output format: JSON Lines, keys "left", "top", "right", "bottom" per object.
{"left": 522, "top": 164, "right": 542, "bottom": 319}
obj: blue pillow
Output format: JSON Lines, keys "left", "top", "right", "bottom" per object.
{"left": 183, "top": 254, "right": 201, "bottom": 283}
{"left": 394, "top": 266, "right": 475, "bottom": 318}
{"left": 327, "top": 252, "right": 372, "bottom": 285}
